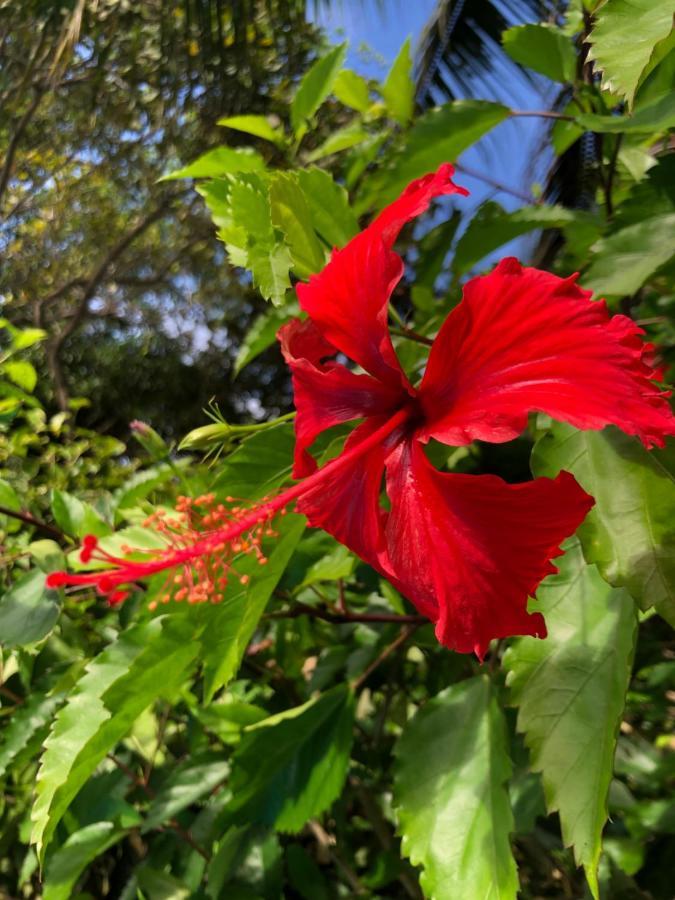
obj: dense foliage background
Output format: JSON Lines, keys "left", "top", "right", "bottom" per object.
{"left": 1, "top": 1, "right": 674, "bottom": 897}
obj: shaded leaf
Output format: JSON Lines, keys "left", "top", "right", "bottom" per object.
{"left": 532, "top": 423, "right": 675, "bottom": 625}
{"left": 503, "top": 23, "right": 576, "bottom": 83}
{"left": 43, "top": 822, "right": 124, "bottom": 900}
{"left": 211, "top": 422, "right": 295, "bottom": 500}
{"left": 228, "top": 685, "right": 355, "bottom": 832}
{"left": 394, "top": 676, "right": 518, "bottom": 900}
{"left": 233, "top": 303, "right": 297, "bottom": 377}
{"left": 142, "top": 756, "right": 230, "bottom": 832}
{"left": 504, "top": 540, "right": 637, "bottom": 897}
{"left": 0, "top": 569, "right": 60, "bottom": 648}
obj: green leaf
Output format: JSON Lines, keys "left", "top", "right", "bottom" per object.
{"left": 161, "top": 146, "right": 265, "bottom": 180}
{"left": 306, "top": 122, "right": 371, "bottom": 162}
{"left": 394, "top": 676, "right": 518, "bottom": 900}
{"left": 415, "top": 211, "right": 461, "bottom": 290}
{"left": 582, "top": 212, "right": 675, "bottom": 297}
{"left": 142, "top": 757, "right": 230, "bottom": 832}
{"left": 233, "top": 303, "right": 297, "bottom": 377}
{"left": 211, "top": 422, "right": 295, "bottom": 500}
{"left": 228, "top": 685, "right": 355, "bottom": 832}
{"left": 51, "top": 490, "right": 109, "bottom": 539}
{"left": 217, "top": 114, "right": 286, "bottom": 147}
{"left": 502, "top": 23, "right": 577, "bottom": 83}
{"left": 290, "top": 43, "right": 347, "bottom": 134}
{"left": 588, "top": 0, "right": 674, "bottom": 105}
{"left": 382, "top": 37, "right": 415, "bottom": 125}
{"left": 0, "top": 690, "right": 66, "bottom": 779}
{"left": 136, "top": 865, "right": 191, "bottom": 899}
{"left": 269, "top": 172, "right": 326, "bottom": 276}
{"left": 43, "top": 822, "right": 124, "bottom": 900}
{"left": 4, "top": 359, "right": 38, "bottom": 392}
{"left": 362, "top": 101, "right": 509, "bottom": 210}
{"left": 333, "top": 69, "right": 371, "bottom": 113}
{"left": 576, "top": 93, "right": 675, "bottom": 133}
{"left": 31, "top": 616, "right": 201, "bottom": 862}
{"left": 504, "top": 540, "right": 637, "bottom": 897}
{"left": 453, "top": 202, "right": 587, "bottom": 276}
{"left": 300, "top": 543, "right": 355, "bottom": 587}
{"left": 199, "top": 513, "right": 305, "bottom": 702}
{"left": 532, "top": 423, "right": 675, "bottom": 625}
{"left": 296, "top": 168, "right": 359, "bottom": 247}
{"left": 0, "top": 477, "right": 21, "bottom": 513}
{"left": 207, "top": 825, "right": 281, "bottom": 899}
{"left": 112, "top": 462, "right": 181, "bottom": 513}
{"left": 0, "top": 569, "right": 60, "bottom": 648}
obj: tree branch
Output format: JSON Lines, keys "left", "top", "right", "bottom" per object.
{"left": 0, "top": 88, "right": 45, "bottom": 211}
{"left": 266, "top": 600, "right": 426, "bottom": 627}
{"left": 0, "top": 504, "right": 64, "bottom": 541}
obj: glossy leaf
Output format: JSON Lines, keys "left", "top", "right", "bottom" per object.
{"left": 363, "top": 101, "right": 509, "bottom": 209}
{"left": 31, "top": 616, "right": 201, "bottom": 862}
{"left": 394, "top": 676, "right": 518, "bottom": 900}
{"left": 382, "top": 37, "right": 415, "bottom": 125}
{"left": 504, "top": 540, "right": 637, "bottom": 897}
{"left": 227, "top": 684, "right": 355, "bottom": 832}
{"left": 588, "top": 0, "right": 674, "bottom": 104}
{"left": 161, "top": 146, "right": 265, "bottom": 180}
{"left": 199, "top": 513, "right": 306, "bottom": 702}
{"left": 217, "top": 114, "right": 287, "bottom": 147}
{"left": 0, "top": 569, "right": 60, "bottom": 648}
{"left": 583, "top": 212, "right": 675, "bottom": 297}
{"left": 502, "top": 23, "right": 576, "bottom": 83}
{"left": 296, "top": 167, "right": 359, "bottom": 247}
{"left": 290, "top": 43, "right": 347, "bottom": 134}
{"left": 532, "top": 423, "right": 675, "bottom": 625}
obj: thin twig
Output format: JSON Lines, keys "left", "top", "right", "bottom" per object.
{"left": 352, "top": 624, "right": 420, "bottom": 692}
{"left": 454, "top": 161, "right": 536, "bottom": 205}
{"left": 0, "top": 504, "right": 64, "bottom": 541}
{"left": 390, "top": 326, "right": 434, "bottom": 346}
{"left": 266, "top": 601, "right": 425, "bottom": 627}
{"left": 308, "top": 820, "right": 367, "bottom": 895}
{"left": 510, "top": 108, "right": 575, "bottom": 121}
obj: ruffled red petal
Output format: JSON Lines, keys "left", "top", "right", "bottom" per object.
{"left": 383, "top": 440, "right": 594, "bottom": 657}
{"left": 418, "top": 258, "right": 675, "bottom": 449}
{"left": 296, "top": 416, "right": 392, "bottom": 566}
{"left": 296, "top": 164, "right": 466, "bottom": 388}
{"left": 278, "top": 319, "right": 406, "bottom": 477}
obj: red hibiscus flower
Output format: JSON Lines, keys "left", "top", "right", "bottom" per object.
{"left": 47, "top": 164, "right": 675, "bottom": 657}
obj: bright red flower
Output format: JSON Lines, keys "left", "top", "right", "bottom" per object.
{"left": 47, "top": 164, "right": 675, "bottom": 657}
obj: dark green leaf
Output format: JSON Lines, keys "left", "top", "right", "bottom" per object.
{"left": 504, "top": 540, "right": 637, "bottom": 898}
{"left": 211, "top": 422, "right": 295, "bottom": 499}
{"left": 233, "top": 303, "right": 297, "bottom": 377}
{"left": 0, "top": 569, "right": 60, "bottom": 648}
{"left": 228, "top": 684, "right": 355, "bottom": 832}
{"left": 43, "top": 822, "right": 124, "bottom": 900}
{"left": 394, "top": 676, "right": 518, "bottom": 900}
{"left": 503, "top": 23, "right": 576, "bottom": 83}
{"left": 142, "top": 757, "right": 230, "bottom": 832}
{"left": 532, "top": 423, "right": 675, "bottom": 624}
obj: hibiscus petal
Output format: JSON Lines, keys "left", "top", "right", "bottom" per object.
{"left": 384, "top": 439, "right": 594, "bottom": 657}
{"left": 296, "top": 164, "right": 466, "bottom": 387}
{"left": 278, "top": 319, "right": 405, "bottom": 477}
{"left": 296, "top": 417, "right": 391, "bottom": 565}
{"left": 418, "top": 258, "right": 675, "bottom": 449}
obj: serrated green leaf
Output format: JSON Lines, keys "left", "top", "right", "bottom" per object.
{"left": 306, "top": 121, "right": 371, "bottom": 163}
{"left": 0, "top": 569, "right": 60, "bottom": 648}
{"left": 582, "top": 212, "right": 675, "bottom": 297}
{"left": 532, "top": 423, "right": 675, "bottom": 624}
{"left": 290, "top": 43, "right": 347, "bottom": 134}
{"left": 142, "top": 756, "right": 230, "bottom": 832}
{"left": 227, "top": 684, "right": 355, "bottom": 832}
{"left": 217, "top": 114, "right": 286, "bottom": 147}
{"left": 31, "top": 616, "right": 201, "bottom": 861}
{"left": 333, "top": 69, "right": 371, "bottom": 112}
{"left": 161, "top": 146, "right": 265, "bottom": 180}
{"left": 503, "top": 23, "right": 577, "bottom": 83}
{"left": 112, "top": 462, "right": 181, "bottom": 513}
{"left": 361, "top": 101, "right": 509, "bottom": 210}
{"left": 300, "top": 543, "right": 354, "bottom": 587}
{"left": 207, "top": 825, "right": 281, "bottom": 900}
{"left": 4, "top": 360, "right": 37, "bottom": 392}
{"left": 394, "top": 676, "right": 518, "bottom": 900}
{"left": 453, "top": 202, "right": 589, "bottom": 276}
{"left": 233, "top": 302, "right": 297, "bottom": 377}
{"left": 199, "top": 513, "right": 305, "bottom": 702}
{"left": 588, "top": 0, "right": 674, "bottom": 105}
{"left": 43, "top": 822, "right": 124, "bottom": 900}
{"left": 382, "top": 38, "right": 415, "bottom": 125}
{"left": 296, "top": 168, "right": 359, "bottom": 247}
{"left": 269, "top": 172, "right": 326, "bottom": 276}
{"left": 504, "top": 540, "right": 637, "bottom": 897}
{"left": 0, "top": 690, "right": 66, "bottom": 779}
